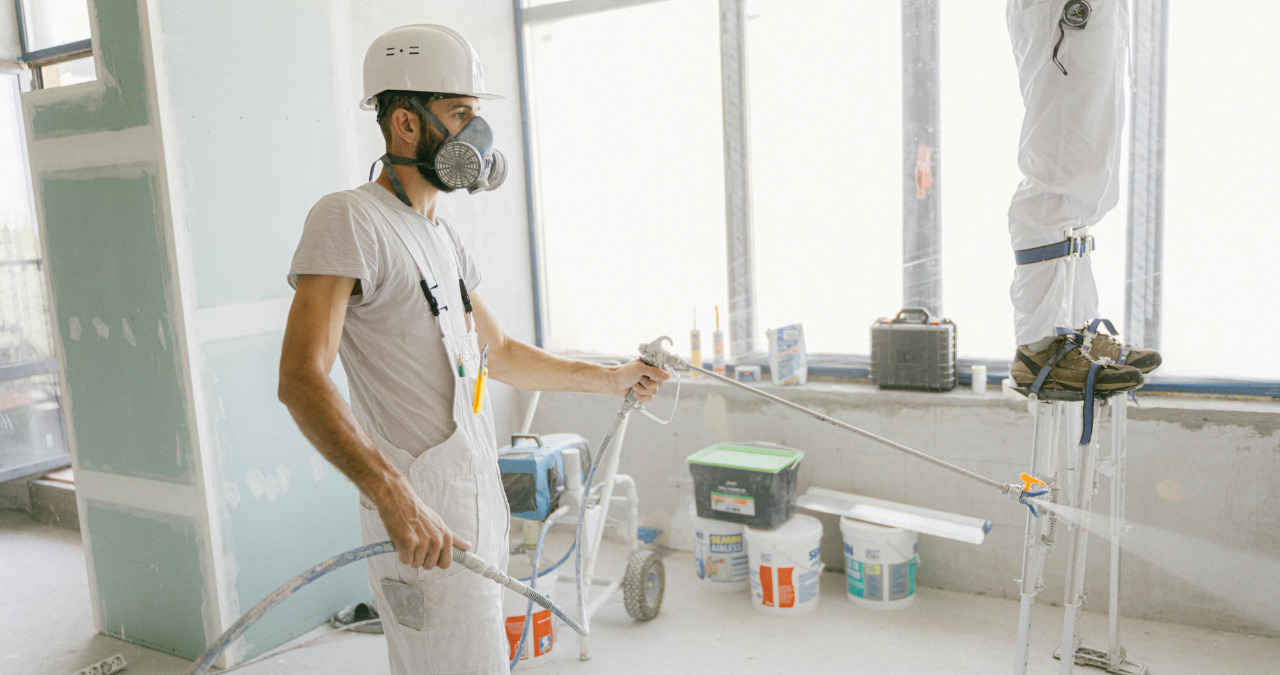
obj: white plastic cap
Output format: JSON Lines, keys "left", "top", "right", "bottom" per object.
{"left": 361, "top": 24, "right": 502, "bottom": 110}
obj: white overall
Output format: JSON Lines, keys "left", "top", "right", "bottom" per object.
{"left": 1006, "top": 0, "right": 1129, "bottom": 345}
{"left": 349, "top": 189, "right": 510, "bottom": 675}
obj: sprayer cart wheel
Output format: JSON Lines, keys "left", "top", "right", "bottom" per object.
{"left": 623, "top": 549, "right": 664, "bottom": 621}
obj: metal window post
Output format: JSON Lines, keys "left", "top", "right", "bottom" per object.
{"left": 1125, "top": 0, "right": 1168, "bottom": 350}
{"left": 902, "top": 0, "right": 942, "bottom": 317}
{"left": 719, "top": 0, "right": 757, "bottom": 357}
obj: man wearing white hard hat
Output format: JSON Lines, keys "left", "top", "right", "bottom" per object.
{"left": 278, "top": 24, "right": 667, "bottom": 673}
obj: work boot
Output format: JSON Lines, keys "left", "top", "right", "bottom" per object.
{"left": 1084, "top": 331, "right": 1162, "bottom": 373}
{"left": 1011, "top": 335, "right": 1142, "bottom": 393}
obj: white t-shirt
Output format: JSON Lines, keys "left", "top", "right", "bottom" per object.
{"left": 288, "top": 182, "right": 482, "bottom": 454}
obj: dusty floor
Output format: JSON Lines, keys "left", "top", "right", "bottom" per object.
{"left": 3, "top": 508, "right": 1277, "bottom": 674}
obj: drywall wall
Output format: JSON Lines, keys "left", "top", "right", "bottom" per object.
{"left": 22, "top": 0, "right": 211, "bottom": 658}
{"left": 23, "top": 0, "right": 557, "bottom": 663}
{"left": 531, "top": 382, "right": 1280, "bottom": 638}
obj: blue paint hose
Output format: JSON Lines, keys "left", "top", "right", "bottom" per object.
{"left": 186, "top": 542, "right": 586, "bottom": 675}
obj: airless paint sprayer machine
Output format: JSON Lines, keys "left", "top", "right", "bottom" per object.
{"left": 187, "top": 336, "right": 1047, "bottom": 674}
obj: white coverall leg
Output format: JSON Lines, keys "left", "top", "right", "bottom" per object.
{"left": 1006, "top": 0, "right": 1129, "bottom": 346}
{"left": 350, "top": 190, "right": 510, "bottom": 675}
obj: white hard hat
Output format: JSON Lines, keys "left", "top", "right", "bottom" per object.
{"left": 360, "top": 24, "right": 502, "bottom": 110}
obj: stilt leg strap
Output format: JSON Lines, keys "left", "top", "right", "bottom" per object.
{"left": 1019, "top": 330, "right": 1105, "bottom": 445}
{"left": 1080, "top": 362, "right": 1102, "bottom": 444}
{"left": 1014, "top": 235, "right": 1095, "bottom": 265}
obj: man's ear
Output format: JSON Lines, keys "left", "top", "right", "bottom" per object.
{"left": 390, "top": 107, "right": 420, "bottom": 147}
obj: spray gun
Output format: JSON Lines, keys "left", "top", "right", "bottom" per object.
{"left": 628, "top": 336, "right": 1051, "bottom": 517}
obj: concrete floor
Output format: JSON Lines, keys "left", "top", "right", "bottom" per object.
{"left": 4, "top": 509, "right": 1278, "bottom": 675}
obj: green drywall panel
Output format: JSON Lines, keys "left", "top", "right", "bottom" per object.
{"left": 29, "top": 0, "right": 150, "bottom": 138}
{"left": 85, "top": 500, "right": 207, "bottom": 659}
{"left": 41, "top": 166, "right": 193, "bottom": 483}
{"left": 204, "top": 331, "right": 364, "bottom": 658}
{"left": 155, "top": 0, "right": 346, "bottom": 309}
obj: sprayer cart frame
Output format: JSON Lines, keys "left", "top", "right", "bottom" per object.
{"left": 508, "top": 388, "right": 665, "bottom": 664}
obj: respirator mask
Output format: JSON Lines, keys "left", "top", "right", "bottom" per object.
{"left": 371, "top": 94, "right": 508, "bottom": 208}
{"left": 425, "top": 113, "right": 508, "bottom": 194}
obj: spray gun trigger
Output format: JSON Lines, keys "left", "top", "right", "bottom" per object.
{"left": 1017, "top": 472, "right": 1049, "bottom": 517}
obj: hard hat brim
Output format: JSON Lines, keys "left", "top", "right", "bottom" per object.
{"left": 360, "top": 91, "right": 504, "bottom": 111}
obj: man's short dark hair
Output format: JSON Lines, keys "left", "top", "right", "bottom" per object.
{"left": 375, "top": 91, "right": 468, "bottom": 145}
{"left": 375, "top": 90, "right": 428, "bottom": 145}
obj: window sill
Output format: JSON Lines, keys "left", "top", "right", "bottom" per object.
{"left": 675, "top": 372, "right": 1280, "bottom": 416}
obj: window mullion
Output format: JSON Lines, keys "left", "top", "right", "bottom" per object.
{"left": 1125, "top": 0, "right": 1169, "bottom": 351}
{"left": 902, "top": 0, "right": 942, "bottom": 317}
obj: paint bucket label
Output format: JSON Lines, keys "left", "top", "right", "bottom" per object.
{"left": 843, "top": 537, "right": 918, "bottom": 607}
{"left": 745, "top": 515, "right": 823, "bottom": 615}
{"left": 711, "top": 490, "right": 756, "bottom": 516}
{"left": 751, "top": 546, "right": 821, "bottom": 609}
{"left": 695, "top": 529, "right": 748, "bottom": 584}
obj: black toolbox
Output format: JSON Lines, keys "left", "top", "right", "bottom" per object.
{"left": 870, "top": 308, "right": 957, "bottom": 391}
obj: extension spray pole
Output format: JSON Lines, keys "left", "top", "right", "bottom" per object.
{"left": 630, "top": 337, "right": 1044, "bottom": 510}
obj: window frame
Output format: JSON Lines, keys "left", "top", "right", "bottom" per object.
{"left": 515, "top": 0, "right": 1280, "bottom": 398}
{"left": 12, "top": 0, "right": 94, "bottom": 89}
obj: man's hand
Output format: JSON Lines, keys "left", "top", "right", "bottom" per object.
{"left": 610, "top": 359, "right": 670, "bottom": 402}
{"left": 373, "top": 477, "right": 472, "bottom": 570}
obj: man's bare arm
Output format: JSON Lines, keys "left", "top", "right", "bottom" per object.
{"left": 278, "top": 274, "right": 468, "bottom": 569}
{"left": 469, "top": 291, "right": 668, "bottom": 399}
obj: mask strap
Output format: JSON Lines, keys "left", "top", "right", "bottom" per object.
{"left": 370, "top": 153, "right": 423, "bottom": 208}
{"left": 408, "top": 97, "right": 454, "bottom": 142}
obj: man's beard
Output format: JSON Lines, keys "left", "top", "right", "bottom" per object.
{"left": 414, "top": 129, "right": 457, "bottom": 193}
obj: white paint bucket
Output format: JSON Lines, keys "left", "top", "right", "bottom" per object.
{"left": 744, "top": 514, "right": 823, "bottom": 616}
{"left": 503, "top": 555, "right": 556, "bottom": 668}
{"left": 691, "top": 503, "right": 749, "bottom": 591}
{"left": 840, "top": 517, "right": 918, "bottom": 610}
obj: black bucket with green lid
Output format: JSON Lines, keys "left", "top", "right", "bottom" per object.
{"left": 686, "top": 443, "right": 804, "bottom": 529}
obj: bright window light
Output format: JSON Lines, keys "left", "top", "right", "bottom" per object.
{"left": 746, "top": 0, "right": 903, "bottom": 355}
{"left": 525, "top": 0, "right": 727, "bottom": 356}
{"left": 19, "top": 0, "right": 91, "bottom": 53}
{"left": 1162, "top": 2, "right": 1280, "bottom": 380}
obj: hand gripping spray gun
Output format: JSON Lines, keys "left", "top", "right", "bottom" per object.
{"left": 624, "top": 337, "right": 1051, "bottom": 517}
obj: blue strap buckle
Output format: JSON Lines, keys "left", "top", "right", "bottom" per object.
{"left": 1015, "top": 235, "right": 1095, "bottom": 265}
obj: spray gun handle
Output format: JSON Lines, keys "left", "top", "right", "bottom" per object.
{"left": 636, "top": 336, "right": 676, "bottom": 370}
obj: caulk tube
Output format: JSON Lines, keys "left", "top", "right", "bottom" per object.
{"left": 690, "top": 326, "right": 702, "bottom": 378}
{"left": 712, "top": 306, "right": 725, "bottom": 375}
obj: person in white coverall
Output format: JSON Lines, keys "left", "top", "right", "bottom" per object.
{"left": 1006, "top": 0, "right": 1160, "bottom": 393}
{"left": 277, "top": 25, "right": 668, "bottom": 675}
